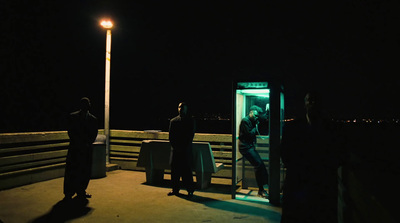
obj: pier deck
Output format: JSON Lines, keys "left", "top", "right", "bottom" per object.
{"left": 0, "top": 170, "right": 281, "bottom": 223}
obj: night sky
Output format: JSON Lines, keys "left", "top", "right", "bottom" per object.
{"left": 1, "top": 0, "right": 399, "bottom": 133}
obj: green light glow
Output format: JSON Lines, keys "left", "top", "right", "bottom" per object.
{"left": 237, "top": 82, "right": 268, "bottom": 89}
{"left": 236, "top": 89, "right": 269, "bottom": 98}
{"left": 237, "top": 89, "right": 270, "bottom": 94}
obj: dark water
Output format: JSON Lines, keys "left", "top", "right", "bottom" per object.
{"left": 195, "top": 120, "right": 231, "bottom": 134}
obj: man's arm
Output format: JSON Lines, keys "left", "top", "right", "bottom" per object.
{"left": 190, "top": 118, "right": 196, "bottom": 141}
{"left": 240, "top": 119, "right": 257, "bottom": 137}
{"left": 68, "top": 114, "right": 81, "bottom": 143}
{"left": 169, "top": 119, "right": 177, "bottom": 148}
{"left": 88, "top": 116, "right": 98, "bottom": 144}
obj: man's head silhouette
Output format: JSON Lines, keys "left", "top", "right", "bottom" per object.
{"left": 80, "top": 97, "right": 91, "bottom": 112}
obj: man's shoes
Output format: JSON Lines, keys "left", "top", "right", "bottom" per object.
{"left": 77, "top": 192, "right": 92, "bottom": 199}
{"left": 63, "top": 195, "right": 73, "bottom": 202}
{"left": 257, "top": 190, "right": 269, "bottom": 199}
{"left": 167, "top": 191, "right": 179, "bottom": 196}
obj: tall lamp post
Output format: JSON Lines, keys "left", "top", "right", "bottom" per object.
{"left": 101, "top": 20, "right": 113, "bottom": 164}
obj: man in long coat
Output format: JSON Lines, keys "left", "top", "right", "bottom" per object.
{"left": 168, "top": 102, "right": 195, "bottom": 197}
{"left": 281, "top": 92, "right": 344, "bottom": 223}
{"left": 64, "top": 97, "right": 98, "bottom": 200}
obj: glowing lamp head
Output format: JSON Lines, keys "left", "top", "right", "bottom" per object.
{"left": 100, "top": 20, "right": 113, "bottom": 29}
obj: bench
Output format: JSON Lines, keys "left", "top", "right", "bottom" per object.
{"left": 136, "top": 140, "right": 224, "bottom": 189}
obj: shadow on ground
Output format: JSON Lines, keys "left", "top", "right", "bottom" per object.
{"left": 180, "top": 193, "right": 281, "bottom": 221}
{"left": 141, "top": 178, "right": 281, "bottom": 221}
{"left": 30, "top": 197, "right": 93, "bottom": 223}
{"left": 141, "top": 179, "right": 233, "bottom": 195}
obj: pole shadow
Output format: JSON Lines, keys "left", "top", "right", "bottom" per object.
{"left": 30, "top": 197, "right": 93, "bottom": 223}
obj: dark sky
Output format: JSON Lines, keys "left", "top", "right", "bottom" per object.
{"left": 1, "top": 0, "right": 399, "bottom": 132}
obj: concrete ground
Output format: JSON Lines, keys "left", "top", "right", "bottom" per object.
{"left": 0, "top": 170, "right": 281, "bottom": 223}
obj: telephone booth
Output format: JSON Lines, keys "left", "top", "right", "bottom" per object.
{"left": 231, "top": 81, "right": 284, "bottom": 205}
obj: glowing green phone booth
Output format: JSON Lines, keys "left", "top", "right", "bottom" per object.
{"left": 232, "top": 81, "right": 284, "bottom": 205}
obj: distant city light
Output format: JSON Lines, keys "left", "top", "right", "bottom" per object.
{"left": 100, "top": 20, "right": 113, "bottom": 29}
{"left": 335, "top": 118, "right": 400, "bottom": 124}
{"left": 284, "top": 118, "right": 295, "bottom": 122}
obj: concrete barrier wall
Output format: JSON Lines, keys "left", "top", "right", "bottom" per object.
{"left": 0, "top": 130, "right": 235, "bottom": 190}
{"left": 0, "top": 131, "right": 70, "bottom": 190}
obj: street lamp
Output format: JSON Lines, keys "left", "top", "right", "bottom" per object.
{"left": 101, "top": 19, "right": 113, "bottom": 164}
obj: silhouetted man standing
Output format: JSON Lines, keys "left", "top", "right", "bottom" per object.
{"left": 281, "top": 92, "right": 343, "bottom": 223}
{"left": 239, "top": 105, "right": 269, "bottom": 198}
{"left": 168, "top": 102, "right": 195, "bottom": 197}
{"left": 64, "top": 97, "right": 98, "bottom": 200}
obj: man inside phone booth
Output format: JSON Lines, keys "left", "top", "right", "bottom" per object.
{"left": 238, "top": 105, "right": 269, "bottom": 198}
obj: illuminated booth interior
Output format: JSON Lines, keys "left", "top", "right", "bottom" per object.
{"left": 232, "top": 81, "right": 284, "bottom": 205}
